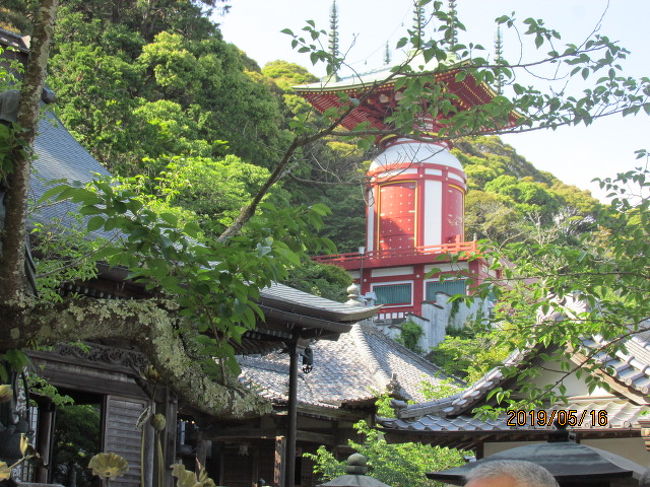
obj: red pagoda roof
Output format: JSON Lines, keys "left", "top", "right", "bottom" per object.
{"left": 294, "top": 62, "right": 518, "bottom": 136}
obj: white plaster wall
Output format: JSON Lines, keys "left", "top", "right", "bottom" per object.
{"left": 532, "top": 359, "right": 610, "bottom": 397}
{"left": 367, "top": 188, "right": 375, "bottom": 251}
{"left": 371, "top": 266, "right": 414, "bottom": 277}
{"left": 409, "top": 294, "right": 494, "bottom": 351}
{"left": 424, "top": 262, "right": 469, "bottom": 274}
{"left": 424, "top": 180, "right": 442, "bottom": 246}
{"left": 582, "top": 437, "right": 650, "bottom": 466}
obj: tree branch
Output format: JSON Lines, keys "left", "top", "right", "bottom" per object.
{"left": 0, "top": 0, "right": 58, "bottom": 301}
{"left": 0, "top": 296, "right": 271, "bottom": 418}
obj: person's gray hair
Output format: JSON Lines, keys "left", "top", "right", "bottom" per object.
{"left": 465, "top": 460, "right": 559, "bottom": 487}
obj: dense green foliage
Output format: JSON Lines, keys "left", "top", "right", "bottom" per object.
{"left": 306, "top": 420, "right": 464, "bottom": 487}
{"left": 428, "top": 326, "right": 512, "bottom": 383}
{"left": 457, "top": 137, "right": 601, "bottom": 245}
{"left": 396, "top": 321, "right": 425, "bottom": 354}
{"left": 51, "top": 404, "right": 101, "bottom": 487}
{"left": 280, "top": 259, "right": 352, "bottom": 302}
{"left": 431, "top": 166, "right": 650, "bottom": 411}
{"left": 5, "top": 0, "right": 287, "bottom": 175}
{"left": 307, "top": 389, "right": 464, "bottom": 487}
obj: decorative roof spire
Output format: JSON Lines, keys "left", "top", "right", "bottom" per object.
{"left": 494, "top": 26, "right": 505, "bottom": 94}
{"left": 328, "top": 0, "right": 340, "bottom": 79}
{"left": 412, "top": 0, "right": 426, "bottom": 49}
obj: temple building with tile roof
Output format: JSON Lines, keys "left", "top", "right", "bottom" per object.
{"left": 377, "top": 320, "right": 650, "bottom": 467}
{"left": 199, "top": 318, "right": 454, "bottom": 487}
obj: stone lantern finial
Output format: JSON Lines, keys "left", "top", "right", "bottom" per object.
{"left": 318, "top": 453, "right": 392, "bottom": 487}
{"left": 346, "top": 283, "right": 363, "bottom": 306}
{"left": 345, "top": 453, "right": 368, "bottom": 475}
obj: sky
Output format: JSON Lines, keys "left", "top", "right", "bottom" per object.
{"left": 217, "top": 1, "right": 649, "bottom": 200}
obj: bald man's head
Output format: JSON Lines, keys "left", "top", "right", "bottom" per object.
{"left": 464, "top": 460, "right": 558, "bottom": 487}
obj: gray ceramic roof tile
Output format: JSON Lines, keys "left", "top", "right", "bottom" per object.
{"left": 0, "top": 28, "right": 29, "bottom": 52}
{"left": 398, "top": 323, "right": 650, "bottom": 420}
{"left": 380, "top": 398, "right": 650, "bottom": 433}
{"left": 586, "top": 329, "right": 650, "bottom": 395}
{"left": 29, "top": 111, "right": 114, "bottom": 240}
{"left": 259, "top": 283, "right": 380, "bottom": 322}
{"left": 238, "top": 322, "right": 452, "bottom": 409}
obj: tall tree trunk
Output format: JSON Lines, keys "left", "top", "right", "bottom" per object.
{"left": 0, "top": 0, "right": 58, "bottom": 302}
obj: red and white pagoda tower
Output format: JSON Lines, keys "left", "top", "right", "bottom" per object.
{"left": 297, "top": 65, "right": 512, "bottom": 320}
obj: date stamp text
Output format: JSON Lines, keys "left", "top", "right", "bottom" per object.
{"left": 506, "top": 409, "right": 609, "bottom": 427}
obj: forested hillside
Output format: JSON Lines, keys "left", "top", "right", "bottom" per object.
{"left": 1, "top": 1, "right": 600, "bottom": 295}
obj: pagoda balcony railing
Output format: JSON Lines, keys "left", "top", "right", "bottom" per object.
{"left": 313, "top": 240, "right": 479, "bottom": 269}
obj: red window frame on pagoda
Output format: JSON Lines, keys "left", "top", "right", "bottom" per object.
{"left": 444, "top": 183, "right": 465, "bottom": 243}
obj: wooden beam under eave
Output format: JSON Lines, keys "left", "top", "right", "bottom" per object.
{"left": 206, "top": 430, "right": 278, "bottom": 440}
{"left": 296, "top": 430, "right": 336, "bottom": 445}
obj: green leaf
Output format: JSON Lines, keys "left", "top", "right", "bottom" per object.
{"left": 274, "top": 244, "right": 301, "bottom": 266}
{"left": 160, "top": 212, "right": 178, "bottom": 227}
{"left": 310, "top": 203, "right": 330, "bottom": 216}
{"left": 87, "top": 216, "right": 105, "bottom": 232}
{"left": 183, "top": 221, "right": 201, "bottom": 238}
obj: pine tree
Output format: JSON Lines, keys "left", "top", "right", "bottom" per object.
{"left": 328, "top": 0, "right": 340, "bottom": 79}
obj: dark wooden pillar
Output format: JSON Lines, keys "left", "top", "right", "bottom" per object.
{"left": 35, "top": 399, "right": 55, "bottom": 483}
{"left": 196, "top": 438, "right": 211, "bottom": 467}
{"left": 284, "top": 338, "right": 298, "bottom": 487}
{"left": 163, "top": 389, "right": 178, "bottom": 487}
{"left": 274, "top": 435, "right": 286, "bottom": 486}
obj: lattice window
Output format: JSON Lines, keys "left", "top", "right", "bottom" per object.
{"left": 425, "top": 279, "right": 466, "bottom": 300}
{"left": 373, "top": 283, "right": 412, "bottom": 305}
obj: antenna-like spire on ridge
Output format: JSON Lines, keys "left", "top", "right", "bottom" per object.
{"left": 447, "top": 0, "right": 458, "bottom": 46}
{"left": 412, "top": 0, "right": 426, "bottom": 49}
{"left": 384, "top": 41, "right": 391, "bottom": 65}
{"left": 328, "top": 0, "right": 340, "bottom": 79}
{"left": 494, "top": 26, "right": 505, "bottom": 94}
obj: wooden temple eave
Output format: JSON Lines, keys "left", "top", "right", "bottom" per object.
{"left": 28, "top": 344, "right": 152, "bottom": 399}
{"left": 197, "top": 400, "right": 371, "bottom": 445}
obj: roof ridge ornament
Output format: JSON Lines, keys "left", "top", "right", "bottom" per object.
{"left": 345, "top": 283, "right": 364, "bottom": 306}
